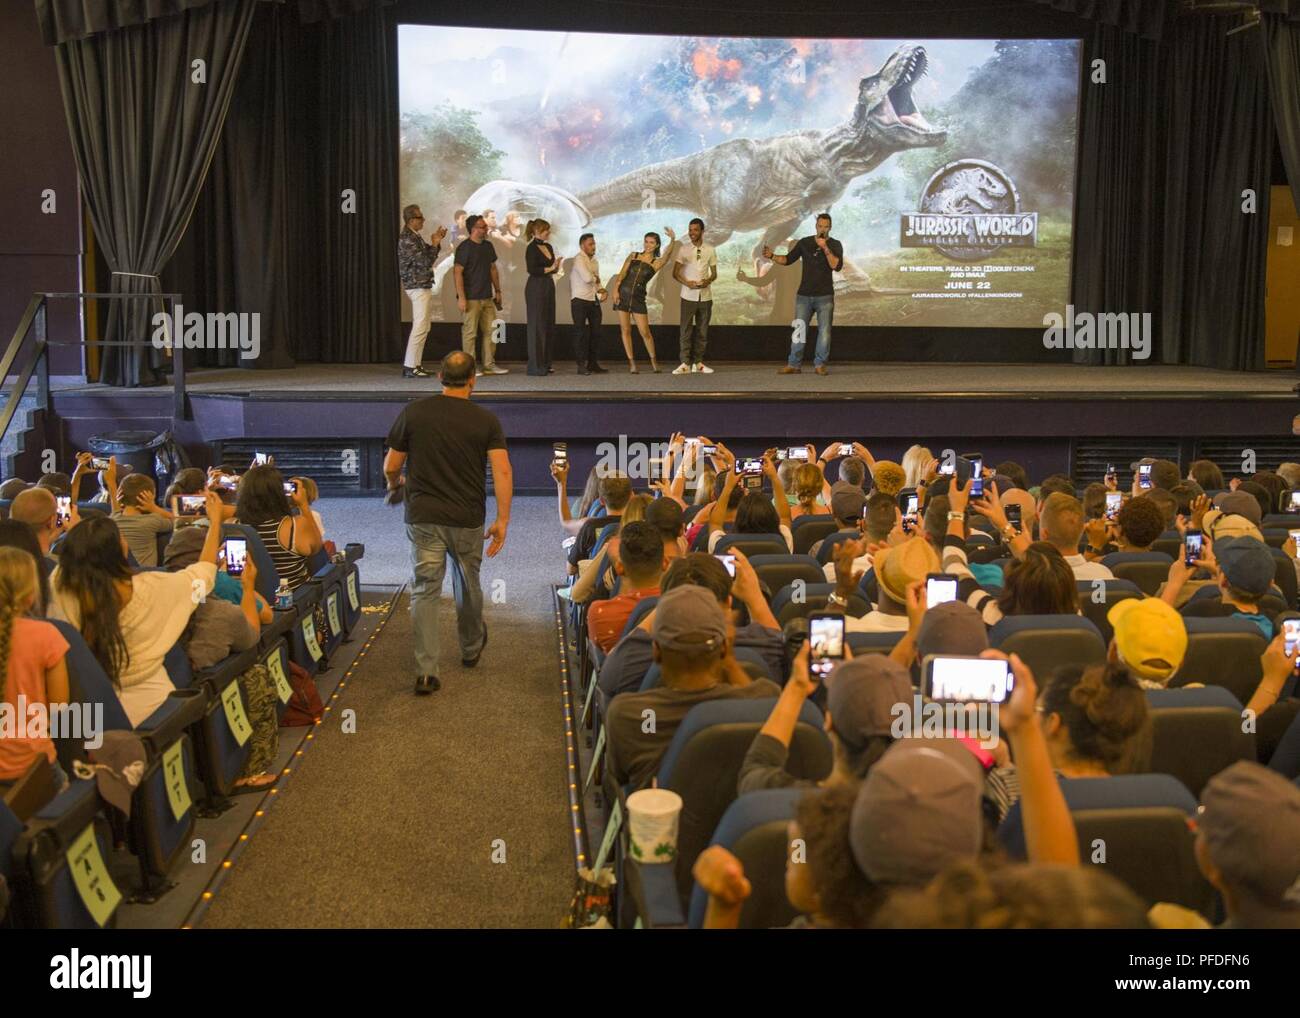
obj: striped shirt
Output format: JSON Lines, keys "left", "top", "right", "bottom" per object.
{"left": 252, "top": 517, "right": 310, "bottom": 591}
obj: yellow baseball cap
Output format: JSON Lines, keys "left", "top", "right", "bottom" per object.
{"left": 1107, "top": 597, "right": 1188, "bottom": 683}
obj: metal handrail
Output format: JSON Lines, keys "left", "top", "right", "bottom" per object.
{"left": 0, "top": 291, "right": 188, "bottom": 458}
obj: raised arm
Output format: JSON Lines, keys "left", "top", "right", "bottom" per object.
{"left": 763, "top": 450, "right": 793, "bottom": 530}
{"left": 708, "top": 445, "right": 738, "bottom": 535}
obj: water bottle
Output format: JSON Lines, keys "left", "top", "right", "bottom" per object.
{"left": 275, "top": 580, "right": 293, "bottom": 610}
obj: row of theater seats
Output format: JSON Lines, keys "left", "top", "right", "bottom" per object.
{"left": 0, "top": 528, "right": 366, "bottom": 930}
{"left": 567, "top": 517, "right": 1300, "bottom": 929}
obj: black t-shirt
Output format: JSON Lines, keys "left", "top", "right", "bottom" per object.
{"left": 454, "top": 238, "right": 498, "bottom": 301}
{"left": 568, "top": 512, "right": 621, "bottom": 568}
{"left": 386, "top": 394, "right": 507, "bottom": 528}
{"left": 786, "top": 235, "right": 844, "bottom": 297}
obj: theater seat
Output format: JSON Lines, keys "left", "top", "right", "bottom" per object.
{"left": 1170, "top": 617, "right": 1266, "bottom": 705}
{"left": 791, "top": 516, "right": 838, "bottom": 555}
{"left": 845, "top": 630, "right": 906, "bottom": 655}
{"left": 1269, "top": 709, "right": 1300, "bottom": 781}
{"left": 618, "top": 596, "right": 659, "bottom": 641}
{"left": 815, "top": 531, "right": 860, "bottom": 566}
{"left": 651, "top": 698, "right": 832, "bottom": 903}
{"left": 999, "top": 774, "right": 1211, "bottom": 912}
{"left": 989, "top": 615, "right": 1106, "bottom": 681}
{"left": 1076, "top": 579, "right": 1142, "bottom": 645}
{"left": 1145, "top": 687, "right": 1255, "bottom": 797}
{"left": 8, "top": 780, "right": 121, "bottom": 929}
{"left": 1269, "top": 547, "right": 1297, "bottom": 608}
{"left": 771, "top": 582, "right": 869, "bottom": 626}
{"left": 221, "top": 524, "right": 280, "bottom": 604}
{"left": 190, "top": 646, "right": 261, "bottom": 801}
{"left": 714, "top": 533, "right": 790, "bottom": 558}
{"left": 638, "top": 647, "right": 778, "bottom": 691}
{"left": 748, "top": 554, "right": 825, "bottom": 595}
{"left": 1102, "top": 552, "right": 1174, "bottom": 596}
{"left": 687, "top": 788, "right": 804, "bottom": 929}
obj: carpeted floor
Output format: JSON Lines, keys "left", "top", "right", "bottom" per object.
{"left": 200, "top": 497, "right": 576, "bottom": 928}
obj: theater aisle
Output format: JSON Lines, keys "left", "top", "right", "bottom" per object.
{"left": 200, "top": 497, "right": 575, "bottom": 928}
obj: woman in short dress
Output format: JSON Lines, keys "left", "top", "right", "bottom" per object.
{"left": 611, "top": 227, "right": 677, "bottom": 373}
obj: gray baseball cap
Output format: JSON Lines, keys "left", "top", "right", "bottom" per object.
{"left": 824, "top": 656, "right": 914, "bottom": 751}
{"left": 1199, "top": 761, "right": 1300, "bottom": 914}
{"left": 1212, "top": 491, "right": 1263, "bottom": 526}
{"left": 830, "top": 481, "right": 867, "bottom": 522}
{"left": 849, "top": 738, "right": 985, "bottom": 887}
{"left": 916, "top": 601, "right": 989, "bottom": 660}
{"left": 651, "top": 584, "right": 727, "bottom": 654}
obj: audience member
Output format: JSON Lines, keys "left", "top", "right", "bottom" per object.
{"left": 234, "top": 465, "right": 323, "bottom": 592}
{"left": 587, "top": 521, "right": 666, "bottom": 653}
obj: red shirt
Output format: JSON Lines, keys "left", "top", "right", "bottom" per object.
{"left": 587, "top": 587, "right": 660, "bottom": 654}
{"left": 0, "top": 618, "right": 70, "bottom": 780}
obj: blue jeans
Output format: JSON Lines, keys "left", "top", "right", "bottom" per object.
{"left": 789, "top": 294, "right": 834, "bottom": 368}
{"left": 407, "top": 524, "right": 485, "bottom": 676}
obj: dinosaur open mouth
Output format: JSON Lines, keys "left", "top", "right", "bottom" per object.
{"left": 872, "top": 47, "right": 937, "bottom": 134}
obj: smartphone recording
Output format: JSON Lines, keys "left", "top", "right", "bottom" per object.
{"left": 923, "top": 655, "right": 1014, "bottom": 703}
{"left": 224, "top": 538, "right": 249, "bottom": 577}
{"left": 808, "top": 613, "right": 846, "bottom": 678}
{"left": 925, "top": 573, "right": 958, "bottom": 610}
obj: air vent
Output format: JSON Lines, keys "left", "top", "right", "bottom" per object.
{"left": 1071, "top": 440, "right": 1182, "bottom": 486}
{"left": 216, "top": 440, "right": 368, "bottom": 494}
{"left": 1193, "top": 438, "right": 1300, "bottom": 477}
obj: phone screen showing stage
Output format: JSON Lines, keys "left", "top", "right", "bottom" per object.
{"left": 224, "top": 538, "right": 248, "bottom": 577}
{"left": 1183, "top": 531, "right": 1203, "bottom": 567}
{"left": 969, "top": 458, "right": 983, "bottom": 498}
{"left": 787, "top": 447, "right": 809, "bottom": 462}
{"left": 1138, "top": 464, "right": 1152, "bottom": 489}
{"left": 1005, "top": 504, "right": 1021, "bottom": 533}
{"left": 925, "top": 656, "right": 1013, "bottom": 703}
{"left": 1290, "top": 491, "right": 1300, "bottom": 512}
{"left": 839, "top": 444, "right": 853, "bottom": 458}
{"left": 179, "top": 495, "right": 205, "bottom": 516}
{"left": 715, "top": 554, "right": 736, "bottom": 577}
{"left": 808, "top": 614, "right": 845, "bottom": 678}
{"left": 1285, "top": 619, "right": 1300, "bottom": 671}
{"left": 56, "top": 496, "right": 71, "bottom": 525}
{"left": 1105, "top": 492, "right": 1122, "bottom": 519}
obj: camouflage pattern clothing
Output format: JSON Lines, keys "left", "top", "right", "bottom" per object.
{"left": 237, "top": 662, "right": 279, "bottom": 780}
{"left": 398, "top": 227, "right": 440, "bottom": 290}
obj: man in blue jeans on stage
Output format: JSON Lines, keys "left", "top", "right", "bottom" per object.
{"left": 383, "top": 350, "right": 513, "bottom": 694}
{"left": 766, "top": 212, "right": 843, "bottom": 376}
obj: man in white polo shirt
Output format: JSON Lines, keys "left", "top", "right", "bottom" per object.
{"left": 671, "top": 217, "right": 718, "bottom": 375}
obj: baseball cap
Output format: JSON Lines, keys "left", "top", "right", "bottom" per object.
{"left": 823, "top": 656, "right": 914, "bottom": 752}
{"left": 1107, "top": 598, "right": 1187, "bottom": 683}
{"left": 916, "top": 601, "right": 990, "bottom": 660}
{"left": 651, "top": 584, "right": 727, "bottom": 654}
{"left": 830, "top": 481, "right": 867, "bottom": 522}
{"left": 1214, "top": 536, "right": 1275, "bottom": 597}
{"left": 1202, "top": 509, "right": 1264, "bottom": 543}
{"left": 849, "top": 738, "right": 985, "bottom": 886}
{"left": 1212, "top": 491, "right": 1263, "bottom": 526}
{"left": 873, "top": 536, "right": 940, "bottom": 605}
{"left": 1198, "top": 762, "right": 1300, "bottom": 917}
{"left": 162, "top": 526, "right": 207, "bottom": 567}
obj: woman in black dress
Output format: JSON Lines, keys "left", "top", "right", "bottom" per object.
{"left": 612, "top": 227, "right": 677, "bottom": 373}
{"left": 524, "top": 219, "right": 561, "bottom": 376}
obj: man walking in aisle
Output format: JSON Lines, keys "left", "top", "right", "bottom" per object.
{"left": 384, "top": 350, "right": 513, "bottom": 694}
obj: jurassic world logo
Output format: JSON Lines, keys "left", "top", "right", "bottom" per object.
{"left": 900, "top": 159, "right": 1037, "bottom": 261}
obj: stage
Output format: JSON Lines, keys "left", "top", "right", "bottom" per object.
{"left": 32, "top": 362, "right": 1298, "bottom": 496}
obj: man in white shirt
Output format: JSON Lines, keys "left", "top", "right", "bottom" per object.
{"left": 570, "top": 233, "right": 608, "bottom": 375}
{"left": 671, "top": 217, "right": 717, "bottom": 375}
{"left": 1040, "top": 491, "right": 1114, "bottom": 580}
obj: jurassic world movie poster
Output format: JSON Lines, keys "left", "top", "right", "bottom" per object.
{"left": 398, "top": 28, "right": 1080, "bottom": 329}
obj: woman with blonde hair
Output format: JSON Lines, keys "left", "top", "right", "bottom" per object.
{"left": 570, "top": 493, "right": 654, "bottom": 603}
{"left": 524, "top": 218, "right": 560, "bottom": 376}
{"left": 901, "top": 444, "right": 933, "bottom": 490}
{"left": 0, "top": 546, "right": 72, "bottom": 794}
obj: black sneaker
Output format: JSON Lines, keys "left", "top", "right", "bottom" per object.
{"left": 462, "top": 623, "right": 488, "bottom": 668}
{"left": 415, "top": 674, "right": 441, "bottom": 694}
{"left": 402, "top": 366, "right": 432, "bottom": 378}
{"left": 589, "top": 365, "right": 609, "bottom": 374}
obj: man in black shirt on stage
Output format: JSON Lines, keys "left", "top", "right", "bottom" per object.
{"left": 766, "top": 212, "right": 843, "bottom": 376}
{"left": 384, "top": 350, "right": 513, "bottom": 693}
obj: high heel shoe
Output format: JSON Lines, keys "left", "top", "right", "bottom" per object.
{"left": 650, "top": 359, "right": 660, "bottom": 373}
{"left": 629, "top": 362, "right": 639, "bottom": 374}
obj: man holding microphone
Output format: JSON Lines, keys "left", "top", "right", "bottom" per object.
{"left": 767, "top": 212, "right": 843, "bottom": 376}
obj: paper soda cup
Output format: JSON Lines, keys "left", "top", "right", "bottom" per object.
{"left": 625, "top": 788, "right": 683, "bottom": 864}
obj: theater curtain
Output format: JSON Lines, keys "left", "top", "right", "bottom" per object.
{"left": 35, "top": 0, "right": 228, "bottom": 44}
{"left": 165, "top": 0, "right": 399, "bottom": 367}
{"left": 1262, "top": 10, "right": 1300, "bottom": 211}
{"left": 1070, "top": 18, "right": 1273, "bottom": 369}
{"left": 1025, "top": 0, "right": 1174, "bottom": 40}
{"left": 53, "top": 0, "right": 256, "bottom": 385}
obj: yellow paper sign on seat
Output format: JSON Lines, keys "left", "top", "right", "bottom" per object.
{"left": 303, "top": 615, "right": 323, "bottom": 661}
{"left": 346, "top": 572, "right": 360, "bottom": 611}
{"left": 327, "top": 592, "right": 342, "bottom": 637}
{"left": 267, "top": 648, "right": 292, "bottom": 703}
{"left": 66, "top": 822, "right": 122, "bottom": 928}
{"left": 220, "top": 681, "right": 253, "bottom": 747}
{"left": 162, "top": 739, "right": 192, "bottom": 821}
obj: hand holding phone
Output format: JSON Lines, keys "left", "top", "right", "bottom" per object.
{"left": 1105, "top": 492, "right": 1123, "bottom": 520}
{"left": 55, "top": 496, "right": 71, "bottom": 526}
{"left": 923, "top": 654, "right": 1014, "bottom": 703}
{"left": 223, "top": 538, "right": 249, "bottom": 577}
{"left": 925, "top": 573, "right": 958, "bottom": 609}
{"left": 1183, "top": 530, "right": 1203, "bottom": 568}
{"left": 1283, "top": 618, "right": 1300, "bottom": 672}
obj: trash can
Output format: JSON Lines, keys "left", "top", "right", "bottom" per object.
{"left": 87, "top": 430, "right": 173, "bottom": 485}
